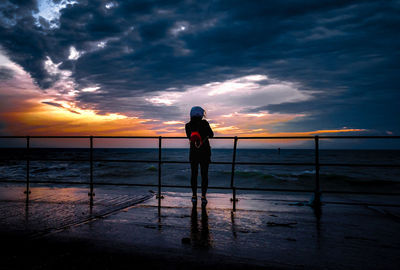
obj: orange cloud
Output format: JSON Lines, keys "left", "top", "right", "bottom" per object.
{"left": 2, "top": 101, "right": 156, "bottom": 136}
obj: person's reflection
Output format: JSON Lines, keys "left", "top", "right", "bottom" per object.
{"left": 190, "top": 202, "right": 212, "bottom": 249}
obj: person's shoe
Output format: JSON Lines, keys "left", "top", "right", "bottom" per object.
{"left": 191, "top": 195, "right": 197, "bottom": 203}
{"left": 201, "top": 196, "right": 207, "bottom": 206}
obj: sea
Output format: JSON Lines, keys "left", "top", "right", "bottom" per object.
{"left": 0, "top": 148, "right": 399, "bottom": 194}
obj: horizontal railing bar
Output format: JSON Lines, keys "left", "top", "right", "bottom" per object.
{"left": 234, "top": 162, "right": 311, "bottom": 166}
{"left": 158, "top": 161, "right": 317, "bottom": 166}
{"left": 0, "top": 180, "right": 329, "bottom": 193}
{"left": 320, "top": 163, "right": 400, "bottom": 168}
{"left": 0, "top": 179, "right": 88, "bottom": 185}
{"left": 322, "top": 201, "right": 400, "bottom": 207}
{"left": 234, "top": 136, "right": 400, "bottom": 139}
{"left": 91, "top": 182, "right": 159, "bottom": 188}
{"left": 0, "top": 179, "right": 27, "bottom": 184}
{"left": 235, "top": 188, "right": 399, "bottom": 195}
{"left": 162, "top": 136, "right": 315, "bottom": 139}
{"left": 0, "top": 136, "right": 28, "bottom": 139}
{"left": 2, "top": 159, "right": 90, "bottom": 162}
{"left": 317, "top": 136, "right": 400, "bottom": 139}
{"left": 230, "top": 137, "right": 314, "bottom": 139}
{"left": 223, "top": 161, "right": 315, "bottom": 166}
{"left": 0, "top": 158, "right": 154, "bottom": 163}
{"left": 231, "top": 187, "right": 315, "bottom": 192}
{"left": 322, "top": 190, "right": 400, "bottom": 196}
{"left": 94, "top": 159, "right": 158, "bottom": 163}
{"left": 0, "top": 136, "right": 92, "bottom": 139}
{"left": 85, "top": 136, "right": 161, "bottom": 139}
{"left": 0, "top": 180, "right": 300, "bottom": 192}
{"left": 0, "top": 136, "right": 311, "bottom": 139}
{"left": 1, "top": 158, "right": 399, "bottom": 168}
{"left": 1, "top": 135, "right": 400, "bottom": 139}
{"left": 1, "top": 179, "right": 399, "bottom": 196}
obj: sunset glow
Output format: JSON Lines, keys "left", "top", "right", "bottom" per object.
{"left": 0, "top": 50, "right": 368, "bottom": 144}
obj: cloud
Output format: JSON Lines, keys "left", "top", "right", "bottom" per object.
{"left": 0, "top": 66, "right": 14, "bottom": 80}
{"left": 33, "top": 0, "right": 78, "bottom": 29}
{"left": 68, "top": 46, "right": 82, "bottom": 60}
{"left": 0, "top": 53, "right": 160, "bottom": 137}
{"left": 145, "top": 74, "right": 312, "bottom": 125}
{"left": 0, "top": 0, "right": 399, "bottom": 137}
{"left": 41, "top": 101, "right": 64, "bottom": 108}
{"left": 137, "top": 73, "right": 322, "bottom": 135}
{"left": 41, "top": 101, "right": 81, "bottom": 114}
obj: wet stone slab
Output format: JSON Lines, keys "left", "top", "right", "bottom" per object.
{"left": 50, "top": 190, "right": 400, "bottom": 270}
{"left": 0, "top": 185, "right": 399, "bottom": 269}
{"left": 0, "top": 185, "right": 154, "bottom": 237}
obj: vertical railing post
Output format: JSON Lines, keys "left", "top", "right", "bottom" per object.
{"left": 230, "top": 136, "right": 238, "bottom": 211}
{"left": 312, "top": 135, "right": 321, "bottom": 207}
{"left": 157, "top": 136, "right": 163, "bottom": 200}
{"left": 24, "top": 136, "right": 31, "bottom": 196}
{"left": 89, "top": 136, "right": 94, "bottom": 205}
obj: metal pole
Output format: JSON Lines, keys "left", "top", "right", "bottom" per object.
{"left": 312, "top": 136, "right": 321, "bottom": 207}
{"left": 157, "top": 136, "right": 163, "bottom": 200}
{"left": 24, "top": 136, "right": 31, "bottom": 195}
{"left": 89, "top": 136, "right": 94, "bottom": 204}
{"left": 230, "top": 136, "right": 238, "bottom": 211}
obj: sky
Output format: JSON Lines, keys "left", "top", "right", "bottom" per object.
{"left": 0, "top": 0, "right": 399, "bottom": 148}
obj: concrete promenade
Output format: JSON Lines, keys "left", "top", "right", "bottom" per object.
{"left": 0, "top": 185, "right": 399, "bottom": 269}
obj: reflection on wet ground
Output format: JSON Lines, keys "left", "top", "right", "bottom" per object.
{"left": 0, "top": 185, "right": 153, "bottom": 236}
{"left": 0, "top": 185, "right": 400, "bottom": 269}
{"left": 189, "top": 202, "right": 212, "bottom": 249}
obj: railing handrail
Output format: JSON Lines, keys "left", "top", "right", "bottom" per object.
{"left": 0, "top": 135, "right": 399, "bottom": 210}
{"left": 0, "top": 135, "right": 399, "bottom": 139}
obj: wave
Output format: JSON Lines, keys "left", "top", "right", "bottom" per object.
{"left": 32, "top": 166, "right": 67, "bottom": 173}
{"left": 215, "top": 169, "right": 400, "bottom": 184}
{"left": 216, "top": 169, "right": 317, "bottom": 181}
{"left": 1, "top": 148, "right": 399, "bottom": 188}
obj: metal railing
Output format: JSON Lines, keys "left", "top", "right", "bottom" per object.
{"left": 0, "top": 135, "right": 399, "bottom": 210}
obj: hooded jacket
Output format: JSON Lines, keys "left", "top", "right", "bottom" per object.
{"left": 185, "top": 117, "right": 214, "bottom": 162}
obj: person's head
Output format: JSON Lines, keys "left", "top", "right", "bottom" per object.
{"left": 190, "top": 106, "right": 205, "bottom": 121}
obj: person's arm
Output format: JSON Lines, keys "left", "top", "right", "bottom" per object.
{"left": 185, "top": 123, "right": 191, "bottom": 139}
{"left": 205, "top": 121, "right": 214, "bottom": 138}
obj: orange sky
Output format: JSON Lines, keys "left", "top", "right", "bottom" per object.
{"left": 0, "top": 96, "right": 365, "bottom": 148}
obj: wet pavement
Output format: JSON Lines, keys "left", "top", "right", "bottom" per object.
{"left": 0, "top": 185, "right": 399, "bottom": 269}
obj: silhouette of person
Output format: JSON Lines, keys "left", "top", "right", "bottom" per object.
{"left": 185, "top": 106, "right": 214, "bottom": 205}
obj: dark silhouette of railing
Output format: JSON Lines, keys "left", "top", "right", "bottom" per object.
{"left": 0, "top": 135, "right": 399, "bottom": 210}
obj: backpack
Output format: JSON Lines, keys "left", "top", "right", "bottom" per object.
{"left": 190, "top": 131, "right": 202, "bottom": 149}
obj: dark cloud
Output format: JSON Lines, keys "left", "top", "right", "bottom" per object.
{"left": 139, "top": 19, "right": 174, "bottom": 41}
{"left": 0, "top": 0, "right": 399, "bottom": 133}
{"left": 42, "top": 101, "right": 80, "bottom": 114}
{"left": 41, "top": 101, "right": 64, "bottom": 108}
{"left": 0, "top": 66, "right": 14, "bottom": 80}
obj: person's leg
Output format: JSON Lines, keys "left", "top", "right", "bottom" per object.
{"left": 200, "top": 161, "right": 209, "bottom": 198}
{"left": 191, "top": 161, "right": 199, "bottom": 198}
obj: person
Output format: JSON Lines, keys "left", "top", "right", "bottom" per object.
{"left": 185, "top": 106, "right": 214, "bottom": 205}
